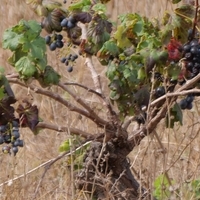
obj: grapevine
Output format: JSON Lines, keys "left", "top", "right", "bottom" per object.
{"left": 1, "top": 0, "right": 200, "bottom": 199}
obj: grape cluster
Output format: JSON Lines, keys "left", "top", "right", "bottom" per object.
{"left": 0, "top": 121, "right": 23, "bottom": 156}
{"left": 60, "top": 53, "right": 78, "bottom": 72}
{"left": 45, "top": 33, "right": 64, "bottom": 51}
{"left": 179, "top": 94, "right": 194, "bottom": 110}
{"left": 182, "top": 38, "right": 200, "bottom": 79}
{"left": 60, "top": 16, "right": 77, "bottom": 29}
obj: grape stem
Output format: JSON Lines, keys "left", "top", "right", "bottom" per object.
{"left": 192, "top": 0, "right": 199, "bottom": 39}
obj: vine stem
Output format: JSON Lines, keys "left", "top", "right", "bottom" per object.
{"left": 192, "top": 0, "right": 199, "bottom": 37}
{"left": 78, "top": 22, "right": 103, "bottom": 94}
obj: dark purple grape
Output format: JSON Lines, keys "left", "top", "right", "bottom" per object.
{"left": 49, "top": 42, "right": 57, "bottom": 51}
{"left": 183, "top": 44, "right": 191, "bottom": 53}
{"left": 194, "top": 62, "right": 200, "bottom": 69}
{"left": 67, "top": 66, "right": 73, "bottom": 72}
{"left": 12, "top": 130, "right": 20, "bottom": 139}
{"left": 187, "top": 62, "right": 193, "bottom": 71}
{"left": 4, "top": 135, "right": 11, "bottom": 143}
{"left": 61, "top": 18, "right": 68, "bottom": 27}
{"left": 56, "top": 40, "right": 64, "bottom": 48}
{"left": 186, "top": 95, "right": 194, "bottom": 104}
{"left": 179, "top": 99, "right": 188, "bottom": 110}
{"left": 186, "top": 103, "right": 193, "bottom": 110}
{"left": 188, "top": 29, "right": 193, "bottom": 40}
{"left": 65, "top": 60, "right": 69, "bottom": 66}
{"left": 60, "top": 57, "right": 66, "bottom": 63}
{"left": 12, "top": 146, "right": 18, "bottom": 155}
{"left": 68, "top": 16, "right": 77, "bottom": 24}
{"left": 56, "top": 34, "right": 63, "bottom": 40}
{"left": 45, "top": 35, "right": 51, "bottom": 45}
{"left": 13, "top": 139, "right": 24, "bottom": 147}
{"left": 66, "top": 54, "right": 72, "bottom": 60}
{"left": 155, "top": 86, "right": 165, "bottom": 98}
{"left": 0, "top": 136, "right": 4, "bottom": 144}
{"left": 0, "top": 125, "right": 7, "bottom": 132}
{"left": 12, "top": 120, "right": 19, "bottom": 128}
{"left": 67, "top": 21, "right": 76, "bottom": 29}
{"left": 190, "top": 39, "right": 199, "bottom": 46}
{"left": 71, "top": 54, "right": 78, "bottom": 61}
{"left": 190, "top": 46, "right": 198, "bottom": 54}
{"left": 70, "top": 56, "right": 76, "bottom": 62}
{"left": 185, "top": 52, "right": 193, "bottom": 60}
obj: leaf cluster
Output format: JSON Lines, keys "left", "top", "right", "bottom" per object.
{"left": 2, "top": 20, "right": 60, "bottom": 86}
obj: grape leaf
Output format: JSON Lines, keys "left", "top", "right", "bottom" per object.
{"left": 59, "top": 139, "right": 70, "bottom": 152}
{"left": 7, "top": 49, "right": 27, "bottom": 66}
{"left": 68, "top": 0, "right": 91, "bottom": 11}
{"left": 98, "top": 41, "right": 120, "bottom": 57}
{"left": 2, "top": 30, "right": 23, "bottom": 51}
{"left": 166, "top": 102, "right": 183, "bottom": 128}
{"left": 38, "top": 65, "right": 60, "bottom": 87}
{"left": 114, "top": 25, "right": 132, "bottom": 49}
{"left": 172, "top": 0, "right": 181, "bottom": 3}
{"left": 74, "top": 12, "right": 92, "bottom": 23}
{"left": 15, "top": 56, "right": 37, "bottom": 78}
{"left": 27, "top": 20, "right": 42, "bottom": 34}
{"left": 16, "top": 100, "right": 39, "bottom": 131}
{"left": 92, "top": 3, "right": 106, "bottom": 15}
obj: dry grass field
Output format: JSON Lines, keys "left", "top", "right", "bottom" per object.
{"left": 0, "top": 0, "right": 200, "bottom": 200}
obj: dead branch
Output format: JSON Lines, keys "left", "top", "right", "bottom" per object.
{"left": 37, "top": 122, "right": 94, "bottom": 139}
{"left": 7, "top": 76, "right": 109, "bottom": 128}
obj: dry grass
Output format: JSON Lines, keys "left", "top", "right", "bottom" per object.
{"left": 0, "top": 0, "right": 199, "bottom": 200}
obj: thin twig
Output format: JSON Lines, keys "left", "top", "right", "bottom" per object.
{"left": 37, "top": 122, "right": 94, "bottom": 139}
{"left": 0, "top": 141, "right": 91, "bottom": 188}
{"left": 63, "top": 82, "right": 103, "bottom": 97}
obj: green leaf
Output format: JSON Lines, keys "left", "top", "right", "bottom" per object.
{"left": 92, "top": 3, "right": 106, "bottom": 15}
{"left": 38, "top": 65, "right": 60, "bottom": 87}
{"left": 59, "top": 139, "right": 70, "bottom": 152}
{"left": 0, "top": 88, "right": 5, "bottom": 100}
{"left": 0, "top": 67, "right": 5, "bottom": 74}
{"left": 153, "top": 174, "right": 171, "bottom": 199}
{"left": 106, "top": 61, "right": 117, "bottom": 80}
{"left": 7, "top": 49, "right": 27, "bottom": 66}
{"left": 133, "top": 21, "right": 143, "bottom": 35}
{"left": 166, "top": 102, "right": 183, "bottom": 128}
{"left": 99, "top": 40, "right": 120, "bottom": 57}
{"left": 137, "top": 67, "right": 146, "bottom": 80}
{"left": 15, "top": 56, "right": 37, "bottom": 78}
{"left": 27, "top": 20, "right": 42, "bottom": 34}
{"left": 123, "top": 68, "right": 131, "bottom": 79}
{"left": 114, "top": 25, "right": 132, "bottom": 49}
{"left": 2, "top": 29, "right": 23, "bottom": 51}
{"left": 68, "top": 0, "right": 91, "bottom": 11}
{"left": 172, "top": 0, "right": 181, "bottom": 3}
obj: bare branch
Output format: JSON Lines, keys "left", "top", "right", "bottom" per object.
{"left": 64, "top": 81, "right": 103, "bottom": 97}
{"left": 37, "top": 122, "right": 94, "bottom": 139}
{"left": 7, "top": 77, "right": 108, "bottom": 128}
{"left": 85, "top": 55, "right": 103, "bottom": 93}
{"left": 57, "top": 82, "right": 109, "bottom": 126}
{"left": 78, "top": 22, "right": 103, "bottom": 93}
{"left": 63, "top": 81, "right": 119, "bottom": 127}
